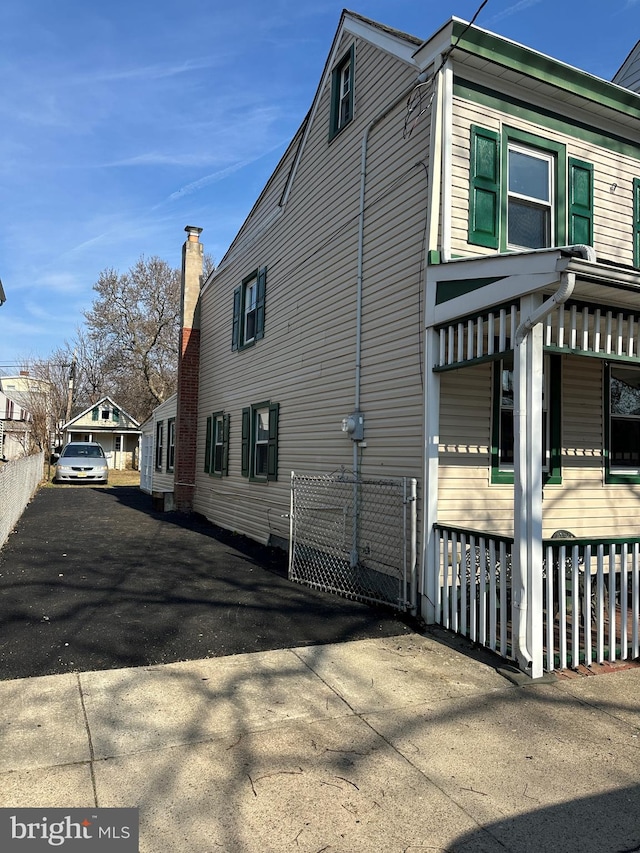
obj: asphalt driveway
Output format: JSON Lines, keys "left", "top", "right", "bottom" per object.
{"left": 0, "top": 484, "right": 414, "bottom": 680}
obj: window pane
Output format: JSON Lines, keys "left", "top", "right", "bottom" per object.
{"left": 611, "top": 420, "right": 640, "bottom": 467}
{"left": 256, "top": 410, "right": 269, "bottom": 441}
{"left": 508, "top": 199, "right": 550, "bottom": 249}
{"left": 245, "top": 309, "right": 256, "bottom": 342}
{"left": 508, "top": 149, "right": 549, "bottom": 201}
{"left": 255, "top": 444, "right": 268, "bottom": 476}
{"left": 611, "top": 369, "right": 640, "bottom": 415}
{"left": 500, "top": 409, "right": 514, "bottom": 466}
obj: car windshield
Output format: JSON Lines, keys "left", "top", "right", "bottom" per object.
{"left": 62, "top": 445, "right": 104, "bottom": 458}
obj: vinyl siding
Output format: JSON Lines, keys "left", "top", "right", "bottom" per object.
{"left": 614, "top": 42, "right": 640, "bottom": 94}
{"left": 151, "top": 395, "right": 177, "bottom": 493}
{"left": 450, "top": 95, "right": 640, "bottom": 265}
{"left": 195, "top": 33, "right": 429, "bottom": 544}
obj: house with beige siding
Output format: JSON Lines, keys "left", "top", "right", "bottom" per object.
{"left": 62, "top": 396, "right": 141, "bottom": 470}
{"left": 163, "top": 11, "right": 640, "bottom": 678}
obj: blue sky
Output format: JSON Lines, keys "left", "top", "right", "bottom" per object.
{"left": 1, "top": 0, "right": 638, "bottom": 369}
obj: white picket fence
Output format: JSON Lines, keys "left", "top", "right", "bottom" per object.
{"left": 0, "top": 453, "right": 45, "bottom": 549}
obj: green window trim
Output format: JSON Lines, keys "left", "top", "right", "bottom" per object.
{"left": 568, "top": 158, "right": 594, "bottom": 247}
{"left": 329, "top": 44, "right": 355, "bottom": 141}
{"left": 204, "top": 412, "right": 229, "bottom": 477}
{"left": 469, "top": 125, "right": 574, "bottom": 253}
{"left": 241, "top": 401, "right": 279, "bottom": 482}
{"left": 634, "top": 178, "right": 640, "bottom": 269}
{"left": 490, "top": 353, "right": 562, "bottom": 485}
{"left": 468, "top": 125, "right": 500, "bottom": 249}
{"left": 232, "top": 266, "right": 267, "bottom": 351}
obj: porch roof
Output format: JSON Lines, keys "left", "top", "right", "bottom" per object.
{"left": 429, "top": 248, "right": 640, "bottom": 327}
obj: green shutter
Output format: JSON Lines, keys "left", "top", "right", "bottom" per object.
{"left": 204, "top": 416, "right": 212, "bottom": 473}
{"left": 232, "top": 287, "right": 241, "bottom": 351}
{"left": 568, "top": 158, "right": 593, "bottom": 246}
{"left": 267, "top": 402, "right": 279, "bottom": 481}
{"left": 634, "top": 178, "right": 640, "bottom": 268}
{"left": 113, "top": 407, "right": 120, "bottom": 422}
{"left": 92, "top": 407, "right": 99, "bottom": 421}
{"left": 241, "top": 407, "right": 250, "bottom": 477}
{"left": 222, "top": 413, "right": 230, "bottom": 476}
{"left": 255, "top": 267, "right": 266, "bottom": 341}
{"left": 468, "top": 126, "right": 500, "bottom": 249}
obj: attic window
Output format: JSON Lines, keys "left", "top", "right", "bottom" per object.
{"left": 330, "top": 45, "right": 354, "bottom": 140}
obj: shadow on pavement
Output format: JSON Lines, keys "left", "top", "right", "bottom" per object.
{"left": 0, "top": 484, "right": 416, "bottom": 680}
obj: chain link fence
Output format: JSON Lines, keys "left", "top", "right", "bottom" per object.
{"left": 289, "top": 471, "right": 417, "bottom": 612}
{"left": 0, "top": 453, "right": 45, "bottom": 550}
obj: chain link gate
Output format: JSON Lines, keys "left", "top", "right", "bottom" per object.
{"left": 288, "top": 471, "right": 417, "bottom": 613}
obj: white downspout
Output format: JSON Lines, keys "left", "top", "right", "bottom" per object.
{"left": 513, "top": 271, "right": 575, "bottom": 676}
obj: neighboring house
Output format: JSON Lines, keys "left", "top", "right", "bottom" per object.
{"left": 62, "top": 396, "right": 141, "bottom": 470}
{"left": 614, "top": 38, "right": 640, "bottom": 92}
{"left": 152, "top": 12, "right": 640, "bottom": 678}
{"left": 139, "top": 393, "right": 177, "bottom": 510}
{"left": 0, "top": 388, "right": 32, "bottom": 460}
{"left": 0, "top": 372, "right": 50, "bottom": 458}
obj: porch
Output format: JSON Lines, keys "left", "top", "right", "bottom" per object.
{"left": 432, "top": 525, "right": 640, "bottom": 672}
{"left": 422, "top": 247, "right": 640, "bottom": 677}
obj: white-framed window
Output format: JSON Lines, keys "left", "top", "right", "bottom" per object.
{"left": 232, "top": 267, "right": 267, "bottom": 351}
{"left": 330, "top": 45, "right": 354, "bottom": 139}
{"left": 213, "top": 415, "right": 225, "bottom": 474}
{"left": 253, "top": 407, "right": 269, "bottom": 478}
{"left": 338, "top": 61, "right": 352, "bottom": 128}
{"left": 507, "top": 143, "right": 554, "bottom": 249}
{"left": 241, "top": 401, "right": 279, "bottom": 482}
{"left": 167, "top": 418, "right": 175, "bottom": 472}
{"left": 244, "top": 277, "right": 258, "bottom": 345}
{"left": 155, "top": 421, "right": 164, "bottom": 471}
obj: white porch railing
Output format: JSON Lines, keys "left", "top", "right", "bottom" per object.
{"left": 435, "top": 301, "right": 640, "bottom": 368}
{"left": 433, "top": 526, "right": 514, "bottom": 662}
{"left": 433, "top": 525, "right": 640, "bottom": 673}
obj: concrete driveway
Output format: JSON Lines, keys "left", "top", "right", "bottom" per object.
{"left": 0, "top": 483, "right": 414, "bottom": 681}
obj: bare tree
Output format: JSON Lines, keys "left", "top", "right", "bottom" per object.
{"left": 83, "top": 256, "right": 182, "bottom": 422}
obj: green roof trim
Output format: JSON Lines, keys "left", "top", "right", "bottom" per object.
{"left": 450, "top": 21, "right": 640, "bottom": 122}
{"left": 455, "top": 78, "right": 640, "bottom": 161}
{"left": 435, "top": 276, "right": 505, "bottom": 304}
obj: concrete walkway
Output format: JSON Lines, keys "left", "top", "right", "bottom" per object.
{"left": 2, "top": 631, "right": 640, "bottom": 852}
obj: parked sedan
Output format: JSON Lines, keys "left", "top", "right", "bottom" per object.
{"left": 54, "top": 442, "right": 108, "bottom": 484}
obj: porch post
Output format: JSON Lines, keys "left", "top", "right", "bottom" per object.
{"left": 422, "top": 325, "right": 441, "bottom": 625}
{"left": 513, "top": 294, "right": 544, "bottom": 678}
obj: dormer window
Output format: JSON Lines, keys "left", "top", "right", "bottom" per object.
{"left": 330, "top": 45, "right": 354, "bottom": 139}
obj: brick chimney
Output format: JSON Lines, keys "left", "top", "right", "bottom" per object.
{"left": 174, "top": 225, "right": 203, "bottom": 513}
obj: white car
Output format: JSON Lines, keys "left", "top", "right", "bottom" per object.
{"left": 54, "top": 441, "right": 109, "bottom": 484}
